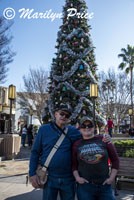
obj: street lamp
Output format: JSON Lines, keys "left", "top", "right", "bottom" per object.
{"left": 128, "top": 108, "right": 133, "bottom": 128}
{"left": 29, "top": 109, "right": 33, "bottom": 124}
{"left": 0, "top": 104, "right": 2, "bottom": 134}
{"left": 90, "top": 83, "right": 98, "bottom": 134}
{"left": 8, "top": 85, "right": 16, "bottom": 134}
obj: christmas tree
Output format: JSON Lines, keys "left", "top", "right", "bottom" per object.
{"left": 43, "top": 0, "right": 106, "bottom": 126}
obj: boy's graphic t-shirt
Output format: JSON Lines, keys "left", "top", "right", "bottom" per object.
{"left": 73, "top": 137, "right": 109, "bottom": 182}
{"left": 79, "top": 142, "right": 105, "bottom": 164}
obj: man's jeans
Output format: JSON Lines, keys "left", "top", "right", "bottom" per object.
{"left": 43, "top": 176, "right": 76, "bottom": 200}
{"left": 77, "top": 182, "right": 115, "bottom": 200}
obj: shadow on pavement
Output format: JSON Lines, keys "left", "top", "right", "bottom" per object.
{"left": 5, "top": 189, "right": 42, "bottom": 200}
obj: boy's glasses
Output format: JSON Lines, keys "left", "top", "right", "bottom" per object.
{"left": 80, "top": 124, "right": 94, "bottom": 129}
{"left": 59, "top": 111, "right": 70, "bottom": 119}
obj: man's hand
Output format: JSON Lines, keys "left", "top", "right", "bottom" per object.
{"left": 102, "top": 134, "right": 111, "bottom": 144}
{"left": 29, "top": 175, "right": 41, "bottom": 189}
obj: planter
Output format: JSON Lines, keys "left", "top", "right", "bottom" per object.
{"left": 115, "top": 146, "right": 134, "bottom": 157}
{"left": 0, "top": 134, "right": 21, "bottom": 160}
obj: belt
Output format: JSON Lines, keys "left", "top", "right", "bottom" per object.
{"left": 89, "top": 179, "right": 104, "bottom": 185}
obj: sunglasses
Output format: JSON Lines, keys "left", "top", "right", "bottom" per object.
{"left": 80, "top": 124, "right": 94, "bottom": 129}
{"left": 59, "top": 111, "right": 70, "bottom": 119}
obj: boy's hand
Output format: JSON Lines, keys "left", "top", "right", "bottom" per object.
{"left": 103, "top": 177, "right": 114, "bottom": 185}
{"left": 76, "top": 176, "right": 89, "bottom": 184}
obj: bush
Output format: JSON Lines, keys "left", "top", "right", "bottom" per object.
{"left": 113, "top": 140, "right": 134, "bottom": 158}
{"left": 113, "top": 140, "right": 134, "bottom": 147}
{"left": 125, "top": 149, "right": 134, "bottom": 158}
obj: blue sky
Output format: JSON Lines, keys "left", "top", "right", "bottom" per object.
{"left": 0, "top": 0, "right": 134, "bottom": 91}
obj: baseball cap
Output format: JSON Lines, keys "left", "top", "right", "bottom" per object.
{"left": 57, "top": 104, "right": 72, "bottom": 115}
{"left": 80, "top": 116, "right": 94, "bottom": 126}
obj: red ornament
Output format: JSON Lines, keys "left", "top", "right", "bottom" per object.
{"left": 64, "top": 57, "right": 68, "bottom": 60}
{"left": 74, "top": 41, "right": 78, "bottom": 45}
{"left": 74, "top": 21, "right": 78, "bottom": 25}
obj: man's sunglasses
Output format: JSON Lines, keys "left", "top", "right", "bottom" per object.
{"left": 59, "top": 111, "right": 70, "bottom": 119}
{"left": 80, "top": 124, "right": 94, "bottom": 129}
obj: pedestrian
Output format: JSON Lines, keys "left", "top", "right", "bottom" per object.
{"left": 72, "top": 116, "right": 119, "bottom": 200}
{"left": 129, "top": 124, "right": 134, "bottom": 138}
{"left": 21, "top": 124, "right": 27, "bottom": 147}
{"left": 27, "top": 124, "right": 33, "bottom": 148}
{"left": 107, "top": 117, "right": 114, "bottom": 137}
{"left": 29, "top": 104, "right": 111, "bottom": 200}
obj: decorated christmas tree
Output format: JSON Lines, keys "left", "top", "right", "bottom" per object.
{"left": 43, "top": 0, "right": 105, "bottom": 126}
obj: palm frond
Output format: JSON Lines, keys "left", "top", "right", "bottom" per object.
{"left": 125, "top": 67, "right": 130, "bottom": 74}
{"left": 118, "top": 53, "right": 128, "bottom": 62}
{"left": 118, "top": 62, "right": 126, "bottom": 70}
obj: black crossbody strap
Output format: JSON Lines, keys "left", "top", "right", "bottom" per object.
{"left": 54, "top": 122, "right": 72, "bottom": 144}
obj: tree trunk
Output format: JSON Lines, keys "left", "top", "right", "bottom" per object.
{"left": 130, "top": 66, "right": 133, "bottom": 127}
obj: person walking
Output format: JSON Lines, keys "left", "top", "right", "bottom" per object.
{"left": 21, "top": 124, "right": 27, "bottom": 147}
{"left": 107, "top": 117, "right": 114, "bottom": 137}
{"left": 72, "top": 116, "right": 119, "bottom": 200}
{"left": 27, "top": 124, "right": 33, "bottom": 148}
{"left": 29, "top": 104, "right": 111, "bottom": 200}
{"left": 129, "top": 124, "right": 134, "bottom": 138}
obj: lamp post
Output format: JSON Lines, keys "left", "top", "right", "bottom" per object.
{"left": 0, "top": 104, "right": 2, "bottom": 134}
{"left": 128, "top": 108, "right": 133, "bottom": 128}
{"left": 90, "top": 83, "right": 98, "bottom": 134}
{"left": 8, "top": 85, "right": 16, "bottom": 134}
{"left": 30, "top": 109, "right": 33, "bottom": 124}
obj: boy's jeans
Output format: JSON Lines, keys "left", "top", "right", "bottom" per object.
{"left": 77, "top": 182, "right": 115, "bottom": 200}
{"left": 43, "top": 176, "right": 76, "bottom": 200}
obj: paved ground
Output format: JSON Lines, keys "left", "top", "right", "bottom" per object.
{"left": 0, "top": 174, "right": 134, "bottom": 200}
{"left": 0, "top": 145, "right": 134, "bottom": 200}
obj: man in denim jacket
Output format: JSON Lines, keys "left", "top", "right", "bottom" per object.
{"left": 29, "top": 104, "right": 81, "bottom": 200}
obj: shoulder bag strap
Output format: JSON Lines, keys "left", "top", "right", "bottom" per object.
{"left": 41, "top": 127, "right": 68, "bottom": 172}
{"left": 54, "top": 122, "right": 72, "bottom": 144}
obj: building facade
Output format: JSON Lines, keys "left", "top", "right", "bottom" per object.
{"left": 0, "top": 86, "right": 15, "bottom": 134}
{"left": 0, "top": 86, "right": 48, "bottom": 134}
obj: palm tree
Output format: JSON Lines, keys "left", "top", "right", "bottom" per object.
{"left": 102, "top": 78, "right": 115, "bottom": 118}
{"left": 118, "top": 45, "right": 134, "bottom": 126}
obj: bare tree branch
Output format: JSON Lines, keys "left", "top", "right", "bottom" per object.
{"left": 0, "top": 17, "right": 15, "bottom": 83}
{"left": 98, "top": 68, "right": 130, "bottom": 129}
{"left": 17, "top": 67, "right": 49, "bottom": 125}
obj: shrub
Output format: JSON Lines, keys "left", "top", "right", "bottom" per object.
{"left": 113, "top": 140, "right": 134, "bottom": 158}
{"left": 125, "top": 149, "right": 134, "bottom": 158}
{"left": 113, "top": 140, "right": 134, "bottom": 147}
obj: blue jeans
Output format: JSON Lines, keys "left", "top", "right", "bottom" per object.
{"left": 108, "top": 128, "right": 113, "bottom": 137}
{"left": 43, "top": 176, "right": 76, "bottom": 200}
{"left": 28, "top": 134, "right": 33, "bottom": 147}
{"left": 77, "top": 182, "right": 115, "bottom": 200}
{"left": 21, "top": 134, "right": 26, "bottom": 146}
